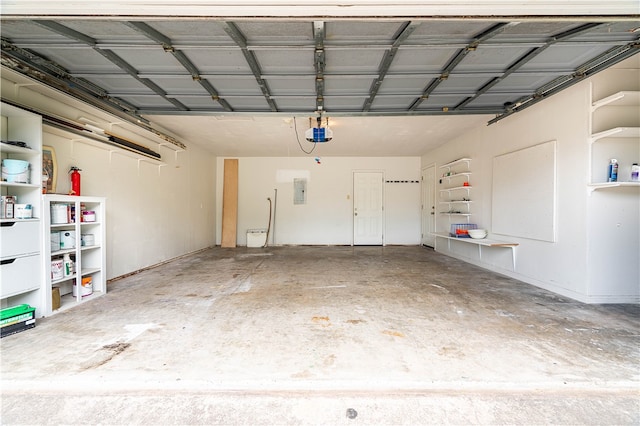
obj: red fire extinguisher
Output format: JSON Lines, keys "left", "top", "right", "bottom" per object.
{"left": 69, "top": 166, "right": 81, "bottom": 196}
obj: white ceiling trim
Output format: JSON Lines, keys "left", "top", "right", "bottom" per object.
{"left": 1, "top": 0, "right": 639, "bottom": 18}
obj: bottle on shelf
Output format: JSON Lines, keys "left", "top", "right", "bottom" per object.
{"left": 607, "top": 159, "right": 618, "bottom": 182}
{"left": 631, "top": 163, "right": 639, "bottom": 182}
{"left": 63, "top": 253, "right": 74, "bottom": 277}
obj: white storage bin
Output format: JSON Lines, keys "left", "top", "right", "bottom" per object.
{"left": 246, "top": 229, "right": 267, "bottom": 248}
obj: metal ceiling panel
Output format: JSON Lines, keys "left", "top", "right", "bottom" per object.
{"left": 267, "top": 78, "right": 315, "bottom": 96}
{"left": 324, "top": 95, "right": 370, "bottom": 111}
{"left": 115, "top": 95, "right": 179, "bottom": 108}
{"left": 170, "top": 95, "right": 225, "bottom": 110}
{"left": 220, "top": 95, "right": 272, "bottom": 111}
{"left": 489, "top": 74, "right": 563, "bottom": 92}
{"left": 389, "top": 48, "right": 462, "bottom": 73}
{"left": 417, "top": 94, "right": 471, "bottom": 109}
{"left": 325, "top": 49, "right": 386, "bottom": 74}
{"left": 57, "top": 20, "right": 148, "bottom": 41}
{"left": 324, "top": 76, "right": 374, "bottom": 95}
{"left": 369, "top": 95, "right": 420, "bottom": 111}
{"left": 378, "top": 77, "right": 435, "bottom": 95}
{"left": 26, "top": 47, "right": 122, "bottom": 73}
{"left": 252, "top": 50, "right": 315, "bottom": 74}
{"left": 408, "top": 21, "right": 495, "bottom": 42}
{"left": 234, "top": 21, "right": 314, "bottom": 44}
{"left": 142, "top": 21, "right": 233, "bottom": 44}
{"left": 204, "top": 76, "right": 263, "bottom": 96}
{"left": 490, "top": 22, "right": 583, "bottom": 41}
{"left": 325, "top": 21, "right": 403, "bottom": 43}
{"left": 455, "top": 46, "right": 534, "bottom": 72}
{"left": 432, "top": 75, "right": 498, "bottom": 94}
{"left": 79, "top": 76, "right": 152, "bottom": 94}
{"left": 183, "top": 49, "right": 252, "bottom": 73}
{"left": 1, "top": 17, "right": 638, "bottom": 123}
{"left": 0, "top": 20, "right": 67, "bottom": 41}
{"left": 106, "top": 48, "right": 186, "bottom": 74}
{"left": 520, "top": 44, "right": 619, "bottom": 71}
{"left": 270, "top": 97, "right": 316, "bottom": 112}
{"left": 145, "top": 77, "right": 210, "bottom": 95}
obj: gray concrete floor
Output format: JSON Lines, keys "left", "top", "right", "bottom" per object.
{"left": 1, "top": 246, "right": 638, "bottom": 425}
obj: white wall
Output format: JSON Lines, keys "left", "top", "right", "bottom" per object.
{"left": 1, "top": 78, "right": 217, "bottom": 280}
{"left": 421, "top": 56, "right": 639, "bottom": 303}
{"left": 215, "top": 157, "right": 421, "bottom": 246}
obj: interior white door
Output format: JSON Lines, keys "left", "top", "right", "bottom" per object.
{"left": 353, "top": 172, "right": 383, "bottom": 245}
{"left": 421, "top": 165, "right": 436, "bottom": 247}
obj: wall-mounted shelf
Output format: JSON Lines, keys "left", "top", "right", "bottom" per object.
{"left": 439, "top": 200, "right": 472, "bottom": 206}
{"left": 588, "top": 181, "right": 640, "bottom": 193}
{"left": 433, "top": 232, "right": 518, "bottom": 270}
{"left": 440, "top": 158, "right": 471, "bottom": 170}
{"left": 592, "top": 91, "right": 640, "bottom": 110}
{"left": 591, "top": 127, "right": 640, "bottom": 143}
{"left": 438, "top": 158, "right": 473, "bottom": 230}
{"left": 439, "top": 185, "right": 471, "bottom": 193}
{"left": 588, "top": 90, "right": 640, "bottom": 191}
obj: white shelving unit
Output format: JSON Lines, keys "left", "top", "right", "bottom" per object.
{"left": 1, "top": 103, "right": 43, "bottom": 315}
{"left": 586, "top": 79, "right": 640, "bottom": 302}
{"left": 437, "top": 158, "right": 472, "bottom": 220}
{"left": 588, "top": 90, "right": 640, "bottom": 192}
{"left": 41, "top": 195, "right": 106, "bottom": 316}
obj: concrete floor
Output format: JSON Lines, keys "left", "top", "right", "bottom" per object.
{"left": 1, "top": 246, "right": 638, "bottom": 425}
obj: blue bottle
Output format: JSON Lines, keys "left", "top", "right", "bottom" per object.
{"left": 608, "top": 159, "right": 618, "bottom": 182}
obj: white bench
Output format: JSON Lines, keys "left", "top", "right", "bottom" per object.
{"left": 433, "top": 232, "right": 519, "bottom": 269}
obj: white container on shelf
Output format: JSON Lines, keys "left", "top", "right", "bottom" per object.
{"left": 60, "top": 231, "right": 76, "bottom": 249}
{"left": 1, "top": 159, "right": 30, "bottom": 183}
{"left": 73, "top": 277, "right": 93, "bottom": 297}
{"left": 50, "top": 232, "right": 60, "bottom": 252}
{"left": 51, "top": 204, "right": 68, "bottom": 224}
{"left": 14, "top": 204, "right": 32, "bottom": 219}
{"left": 81, "top": 234, "right": 95, "bottom": 246}
{"left": 51, "top": 259, "right": 64, "bottom": 280}
{"left": 81, "top": 210, "right": 96, "bottom": 222}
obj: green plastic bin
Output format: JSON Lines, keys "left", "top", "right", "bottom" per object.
{"left": 0, "top": 304, "right": 36, "bottom": 337}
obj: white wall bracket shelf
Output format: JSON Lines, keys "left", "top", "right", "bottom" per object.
{"left": 433, "top": 232, "right": 519, "bottom": 270}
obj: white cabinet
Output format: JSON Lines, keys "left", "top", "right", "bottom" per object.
{"left": 41, "top": 195, "right": 106, "bottom": 315}
{"left": 589, "top": 90, "right": 640, "bottom": 190}
{"left": 1, "top": 103, "right": 43, "bottom": 315}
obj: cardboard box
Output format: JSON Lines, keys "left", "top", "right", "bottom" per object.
{"left": 52, "top": 287, "right": 61, "bottom": 311}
